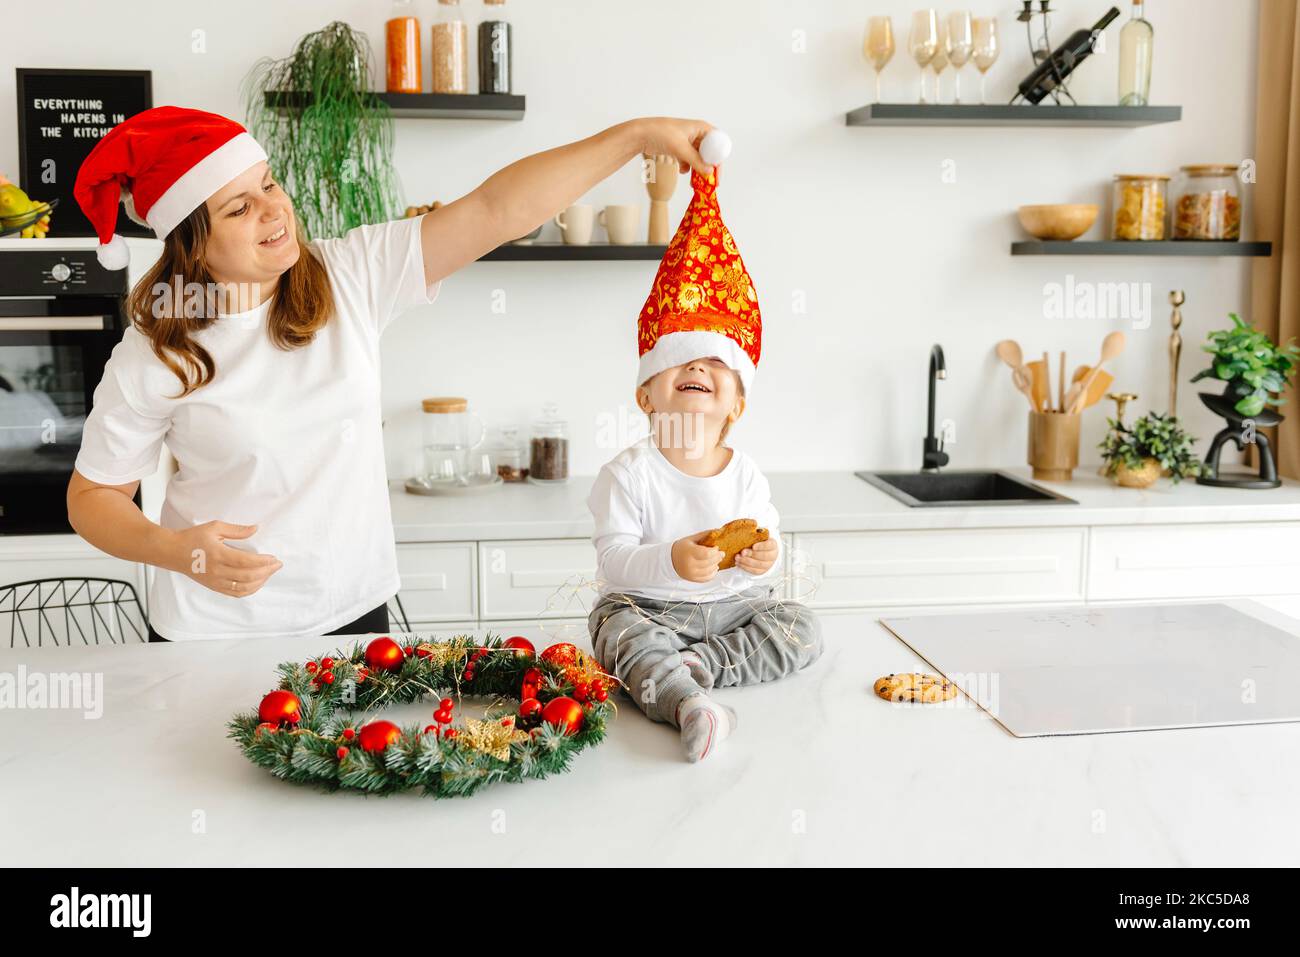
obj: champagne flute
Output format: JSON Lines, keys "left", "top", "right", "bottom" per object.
{"left": 908, "top": 9, "right": 939, "bottom": 104}
{"left": 930, "top": 21, "right": 949, "bottom": 105}
{"left": 863, "top": 16, "right": 896, "bottom": 104}
{"left": 945, "top": 12, "right": 973, "bottom": 104}
{"left": 972, "top": 17, "right": 1000, "bottom": 105}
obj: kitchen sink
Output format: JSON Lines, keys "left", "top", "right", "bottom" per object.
{"left": 856, "top": 469, "right": 1077, "bottom": 507}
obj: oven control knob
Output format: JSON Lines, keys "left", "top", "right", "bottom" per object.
{"left": 50, "top": 262, "right": 71, "bottom": 282}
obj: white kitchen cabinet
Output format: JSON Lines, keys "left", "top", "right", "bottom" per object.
{"left": 791, "top": 527, "right": 1086, "bottom": 608}
{"left": 394, "top": 542, "right": 476, "bottom": 623}
{"left": 1086, "top": 522, "right": 1300, "bottom": 601}
{"left": 0, "top": 535, "right": 146, "bottom": 606}
{"left": 478, "top": 539, "right": 597, "bottom": 620}
{"left": 405, "top": 620, "right": 478, "bottom": 637}
{"left": 477, "top": 618, "right": 593, "bottom": 646}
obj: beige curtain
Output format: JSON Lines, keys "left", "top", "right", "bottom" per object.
{"left": 1253, "top": 0, "right": 1300, "bottom": 478}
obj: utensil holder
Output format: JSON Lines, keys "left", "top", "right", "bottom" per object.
{"left": 1027, "top": 411, "right": 1081, "bottom": 481}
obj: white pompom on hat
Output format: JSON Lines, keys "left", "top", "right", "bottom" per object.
{"left": 72, "top": 105, "right": 268, "bottom": 270}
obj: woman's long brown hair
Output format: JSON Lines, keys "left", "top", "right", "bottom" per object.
{"left": 126, "top": 203, "right": 334, "bottom": 397}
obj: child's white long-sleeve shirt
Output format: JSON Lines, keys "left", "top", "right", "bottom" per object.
{"left": 587, "top": 437, "right": 782, "bottom": 602}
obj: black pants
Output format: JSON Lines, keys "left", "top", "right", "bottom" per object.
{"left": 146, "top": 602, "right": 390, "bottom": 643}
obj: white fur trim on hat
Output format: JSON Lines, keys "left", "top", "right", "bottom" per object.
{"left": 637, "top": 330, "right": 755, "bottom": 393}
{"left": 145, "top": 132, "right": 268, "bottom": 238}
{"left": 96, "top": 233, "right": 130, "bottom": 271}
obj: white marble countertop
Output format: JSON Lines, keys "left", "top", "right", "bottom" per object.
{"left": 4, "top": 602, "right": 1299, "bottom": 867}
{"left": 391, "top": 467, "right": 1300, "bottom": 542}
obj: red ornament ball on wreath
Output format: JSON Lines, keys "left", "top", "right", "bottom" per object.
{"left": 541, "top": 696, "right": 585, "bottom": 735}
{"left": 540, "top": 642, "right": 579, "bottom": 669}
{"left": 502, "top": 636, "right": 536, "bottom": 658}
{"left": 364, "top": 636, "right": 406, "bottom": 672}
{"left": 357, "top": 720, "right": 403, "bottom": 753}
{"left": 258, "top": 690, "right": 301, "bottom": 726}
{"left": 518, "top": 697, "right": 544, "bottom": 727}
{"left": 521, "top": 666, "right": 542, "bottom": 701}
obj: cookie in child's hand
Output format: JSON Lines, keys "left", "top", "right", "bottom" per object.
{"left": 699, "top": 518, "right": 770, "bottom": 570}
{"left": 872, "top": 672, "right": 958, "bottom": 703}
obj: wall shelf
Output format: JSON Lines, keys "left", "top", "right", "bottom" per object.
{"left": 846, "top": 103, "right": 1182, "bottom": 128}
{"left": 265, "top": 91, "right": 525, "bottom": 120}
{"left": 1011, "top": 240, "right": 1272, "bottom": 257}
{"left": 478, "top": 242, "right": 667, "bottom": 262}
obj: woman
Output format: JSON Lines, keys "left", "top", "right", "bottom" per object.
{"left": 66, "top": 106, "right": 715, "bottom": 642}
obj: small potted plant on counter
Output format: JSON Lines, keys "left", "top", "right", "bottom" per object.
{"left": 1100, "top": 412, "right": 1201, "bottom": 488}
{"left": 1191, "top": 312, "right": 1299, "bottom": 488}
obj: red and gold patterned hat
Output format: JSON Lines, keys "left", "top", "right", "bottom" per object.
{"left": 636, "top": 164, "right": 761, "bottom": 392}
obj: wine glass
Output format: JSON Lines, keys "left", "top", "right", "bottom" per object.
{"left": 945, "top": 12, "right": 974, "bottom": 104}
{"left": 908, "top": 9, "right": 939, "bottom": 104}
{"left": 930, "top": 21, "right": 949, "bottom": 104}
{"left": 972, "top": 17, "right": 1000, "bottom": 105}
{"left": 863, "top": 16, "right": 896, "bottom": 104}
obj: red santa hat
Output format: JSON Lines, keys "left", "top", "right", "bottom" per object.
{"left": 72, "top": 105, "right": 268, "bottom": 270}
{"left": 636, "top": 130, "right": 760, "bottom": 392}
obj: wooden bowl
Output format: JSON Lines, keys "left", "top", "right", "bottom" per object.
{"left": 1016, "top": 204, "right": 1099, "bottom": 241}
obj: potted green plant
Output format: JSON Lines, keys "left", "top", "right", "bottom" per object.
{"left": 1099, "top": 412, "right": 1201, "bottom": 488}
{"left": 1192, "top": 312, "right": 1299, "bottom": 418}
{"left": 242, "top": 21, "right": 402, "bottom": 239}
{"left": 1191, "top": 312, "right": 1298, "bottom": 488}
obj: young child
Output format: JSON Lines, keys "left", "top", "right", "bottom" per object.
{"left": 586, "top": 155, "right": 822, "bottom": 763}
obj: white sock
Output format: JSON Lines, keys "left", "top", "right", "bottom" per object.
{"left": 676, "top": 693, "right": 736, "bottom": 763}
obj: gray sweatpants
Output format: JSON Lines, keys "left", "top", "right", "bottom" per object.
{"left": 587, "top": 585, "right": 823, "bottom": 727}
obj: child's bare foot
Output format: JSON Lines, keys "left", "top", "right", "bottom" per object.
{"left": 680, "top": 649, "right": 714, "bottom": 689}
{"left": 676, "top": 693, "right": 736, "bottom": 763}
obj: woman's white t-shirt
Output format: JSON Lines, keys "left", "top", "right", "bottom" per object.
{"left": 74, "top": 216, "right": 439, "bottom": 640}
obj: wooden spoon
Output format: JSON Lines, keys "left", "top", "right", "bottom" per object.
{"left": 1066, "top": 332, "right": 1126, "bottom": 414}
{"left": 1070, "top": 364, "right": 1114, "bottom": 409}
{"left": 995, "top": 340, "right": 1037, "bottom": 408}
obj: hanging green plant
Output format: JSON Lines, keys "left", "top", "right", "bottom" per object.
{"left": 242, "top": 21, "right": 402, "bottom": 239}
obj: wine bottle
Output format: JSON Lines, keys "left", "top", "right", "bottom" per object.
{"left": 1118, "top": 0, "right": 1154, "bottom": 106}
{"left": 1016, "top": 6, "right": 1121, "bottom": 104}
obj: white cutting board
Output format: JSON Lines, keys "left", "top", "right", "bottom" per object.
{"left": 878, "top": 602, "right": 1300, "bottom": 737}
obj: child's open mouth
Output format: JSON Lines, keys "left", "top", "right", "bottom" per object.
{"left": 677, "top": 382, "right": 712, "bottom": 394}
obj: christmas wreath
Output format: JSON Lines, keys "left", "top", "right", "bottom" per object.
{"left": 228, "top": 635, "right": 615, "bottom": 797}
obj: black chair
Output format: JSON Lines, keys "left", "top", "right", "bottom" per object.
{"left": 0, "top": 578, "right": 147, "bottom": 648}
{"left": 387, "top": 592, "right": 412, "bottom": 633}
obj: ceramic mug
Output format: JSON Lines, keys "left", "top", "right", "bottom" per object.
{"left": 599, "top": 204, "right": 640, "bottom": 245}
{"left": 554, "top": 204, "right": 594, "bottom": 245}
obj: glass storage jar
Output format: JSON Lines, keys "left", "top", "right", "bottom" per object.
{"left": 490, "top": 425, "right": 528, "bottom": 482}
{"left": 1171, "top": 165, "right": 1241, "bottom": 240}
{"left": 385, "top": 0, "right": 422, "bottom": 93}
{"left": 528, "top": 403, "right": 569, "bottom": 484}
{"left": 421, "top": 396, "right": 485, "bottom": 484}
{"left": 431, "top": 0, "right": 470, "bottom": 94}
{"left": 1111, "top": 173, "right": 1168, "bottom": 240}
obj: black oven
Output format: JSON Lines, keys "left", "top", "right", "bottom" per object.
{"left": 0, "top": 248, "right": 138, "bottom": 534}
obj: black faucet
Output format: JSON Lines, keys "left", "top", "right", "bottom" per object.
{"left": 923, "top": 344, "right": 949, "bottom": 471}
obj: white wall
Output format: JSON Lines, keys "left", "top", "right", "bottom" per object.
{"left": 3, "top": 0, "right": 1261, "bottom": 478}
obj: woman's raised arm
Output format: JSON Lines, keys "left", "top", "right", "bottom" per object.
{"left": 418, "top": 116, "right": 714, "bottom": 287}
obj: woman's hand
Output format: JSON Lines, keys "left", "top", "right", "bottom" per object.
{"left": 630, "top": 117, "right": 716, "bottom": 175}
{"left": 734, "top": 537, "right": 779, "bottom": 577}
{"left": 672, "top": 530, "right": 725, "bottom": 583}
{"left": 167, "top": 521, "right": 283, "bottom": 598}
